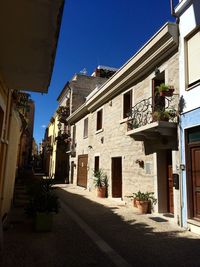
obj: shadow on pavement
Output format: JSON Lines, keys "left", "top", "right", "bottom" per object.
{"left": 57, "top": 186, "right": 200, "bottom": 267}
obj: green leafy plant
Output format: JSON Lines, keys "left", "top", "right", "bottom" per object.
{"left": 25, "top": 178, "right": 60, "bottom": 217}
{"left": 133, "top": 190, "right": 157, "bottom": 205}
{"left": 152, "top": 108, "right": 176, "bottom": 121}
{"left": 155, "top": 83, "right": 174, "bottom": 93}
{"left": 93, "top": 169, "right": 108, "bottom": 188}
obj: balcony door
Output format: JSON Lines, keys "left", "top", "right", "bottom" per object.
{"left": 152, "top": 72, "right": 165, "bottom": 112}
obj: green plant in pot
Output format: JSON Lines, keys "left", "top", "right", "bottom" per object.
{"left": 152, "top": 108, "right": 176, "bottom": 122}
{"left": 93, "top": 169, "right": 108, "bottom": 198}
{"left": 132, "top": 191, "right": 157, "bottom": 214}
{"left": 25, "top": 178, "right": 60, "bottom": 232}
{"left": 155, "top": 83, "right": 175, "bottom": 97}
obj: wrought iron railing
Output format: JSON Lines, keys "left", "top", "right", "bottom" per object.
{"left": 127, "top": 94, "right": 179, "bottom": 131}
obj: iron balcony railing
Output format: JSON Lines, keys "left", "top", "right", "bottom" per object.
{"left": 127, "top": 94, "right": 179, "bottom": 131}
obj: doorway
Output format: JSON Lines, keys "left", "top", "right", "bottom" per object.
{"left": 111, "top": 157, "right": 122, "bottom": 198}
{"left": 157, "top": 150, "right": 173, "bottom": 213}
{"left": 77, "top": 154, "right": 88, "bottom": 188}
{"left": 186, "top": 126, "right": 200, "bottom": 220}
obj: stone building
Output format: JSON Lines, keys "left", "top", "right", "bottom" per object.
{"left": 17, "top": 94, "right": 35, "bottom": 173}
{"left": 68, "top": 22, "right": 181, "bottom": 225}
{"left": 45, "top": 67, "right": 116, "bottom": 182}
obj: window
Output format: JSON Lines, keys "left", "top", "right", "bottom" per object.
{"left": 96, "top": 109, "right": 103, "bottom": 131}
{"left": 94, "top": 156, "right": 99, "bottom": 172}
{"left": 186, "top": 29, "right": 200, "bottom": 87}
{"left": 152, "top": 72, "right": 165, "bottom": 112}
{"left": 83, "top": 117, "right": 88, "bottom": 138}
{"left": 123, "top": 90, "right": 132, "bottom": 118}
{"left": 187, "top": 126, "right": 200, "bottom": 144}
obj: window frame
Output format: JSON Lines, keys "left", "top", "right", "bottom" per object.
{"left": 96, "top": 108, "right": 103, "bottom": 132}
{"left": 83, "top": 117, "right": 88, "bottom": 139}
{"left": 185, "top": 27, "right": 200, "bottom": 89}
{"left": 94, "top": 156, "right": 99, "bottom": 172}
{"left": 122, "top": 89, "right": 132, "bottom": 119}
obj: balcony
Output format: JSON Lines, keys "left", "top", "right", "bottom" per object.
{"left": 126, "top": 94, "right": 179, "bottom": 155}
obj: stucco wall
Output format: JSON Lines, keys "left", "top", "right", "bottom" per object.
{"left": 1, "top": 108, "right": 21, "bottom": 216}
{"left": 178, "top": 0, "right": 200, "bottom": 113}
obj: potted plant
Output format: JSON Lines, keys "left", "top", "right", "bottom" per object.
{"left": 25, "top": 178, "right": 60, "bottom": 232}
{"left": 93, "top": 169, "right": 108, "bottom": 198}
{"left": 56, "top": 106, "right": 70, "bottom": 123}
{"left": 132, "top": 191, "right": 157, "bottom": 214}
{"left": 155, "top": 83, "right": 175, "bottom": 97}
{"left": 152, "top": 108, "right": 176, "bottom": 122}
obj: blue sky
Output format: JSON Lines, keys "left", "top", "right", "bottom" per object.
{"left": 31, "top": 0, "right": 176, "bottom": 145}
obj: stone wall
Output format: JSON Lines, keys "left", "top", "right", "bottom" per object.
{"left": 70, "top": 51, "right": 179, "bottom": 201}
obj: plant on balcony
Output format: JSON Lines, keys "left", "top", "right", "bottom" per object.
{"left": 152, "top": 108, "right": 176, "bottom": 122}
{"left": 93, "top": 169, "right": 108, "bottom": 198}
{"left": 46, "top": 143, "right": 53, "bottom": 154}
{"left": 155, "top": 83, "right": 175, "bottom": 97}
{"left": 56, "top": 106, "right": 70, "bottom": 123}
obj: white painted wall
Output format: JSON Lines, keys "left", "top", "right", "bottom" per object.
{"left": 177, "top": 0, "right": 200, "bottom": 112}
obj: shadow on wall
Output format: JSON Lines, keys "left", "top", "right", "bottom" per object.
{"left": 194, "top": 0, "right": 200, "bottom": 24}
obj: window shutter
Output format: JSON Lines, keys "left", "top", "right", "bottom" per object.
{"left": 187, "top": 30, "right": 200, "bottom": 86}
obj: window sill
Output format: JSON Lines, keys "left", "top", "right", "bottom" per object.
{"left": 95, "top": 129, "right": 104, "bottom": 134}
{"left": 186, "top": 81, "right": 200, "bottom": 91}
{"left": 83, "top": 136, "right": 88, "bottom": 139}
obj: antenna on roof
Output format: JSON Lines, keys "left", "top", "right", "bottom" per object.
{"left": 80, "top": 68, "right": 87, "bottom": 75}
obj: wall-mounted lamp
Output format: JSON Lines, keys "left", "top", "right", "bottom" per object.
{"left": 101, "top": 137, "right": 104, "bottom": 144}
{"left": 135, "top": 159, "right": 144, "bottom": 169}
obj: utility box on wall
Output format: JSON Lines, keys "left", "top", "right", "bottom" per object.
{"left": 173, "top": 173, "right": 179, "bottom": 190}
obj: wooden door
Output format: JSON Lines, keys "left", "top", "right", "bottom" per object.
{"left": 112, "top": 157, "right": 122, "bottom": 198}
{"left": 168, "top": 165, "right": 174, "bottom": 214}
{"left": 191, "top": 146, "right": 200, "bottom": 220}
{"left": 77, "top": 155, "right": 88, "bottom": 188}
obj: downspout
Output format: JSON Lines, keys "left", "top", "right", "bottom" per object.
{"left": 170, "top": 0, "right": 180, "bottom": 23}
{"left": 170, "top": 0, "right": 183, "bottom": 227}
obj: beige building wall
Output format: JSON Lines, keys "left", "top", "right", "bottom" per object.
{"left": 0, "top": 76, "right": 22, "bottom": 220}
{"left": 1, "top": 108, "right": 21, "bottom": 216}
{"left": 70, "top": 51, "right": 179, "bottom": 211}
{"left": 48, "top": 115, "right": 59, "bottom": 178}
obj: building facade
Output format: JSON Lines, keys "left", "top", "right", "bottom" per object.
{"left": 45, "top": 68, "right": 116, "bottom": 182}
{"left": 0, "top": 0, "right": 65, "bottom": 248}
{"left": 174, "top": 0, "right": 200, "bottom": 233}
{"left": 68, "top": 23, "right": 181, "bottom": 225}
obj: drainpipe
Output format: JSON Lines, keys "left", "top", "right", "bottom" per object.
{"left": 170, "top": 0, "right": 180, "bottom": 23}
{"left": 170, "top": 0, "right": 183, "bottom": 227}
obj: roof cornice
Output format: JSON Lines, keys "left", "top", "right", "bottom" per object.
{"left": 68, "top": 22, "right": 178, "bottom": 123}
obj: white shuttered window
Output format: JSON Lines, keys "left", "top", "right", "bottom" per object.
{"left": 187, "top": 30, "right": 200, "bottom": 86}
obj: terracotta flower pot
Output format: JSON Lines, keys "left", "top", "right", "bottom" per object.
{"left": 159, "top": 88, "right": 174, "bottom": 97}
{"left": 96, "top": 186, "right": 107, "bottom": 198}
{"left": 135, "top": 200, "right": 149, "bottom": 214}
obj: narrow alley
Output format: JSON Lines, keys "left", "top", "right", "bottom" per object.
{"left": 1, "top": 184, "right": 200, "bottom": 267}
